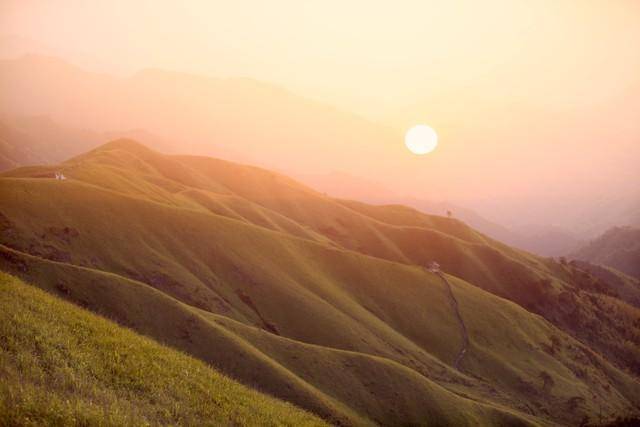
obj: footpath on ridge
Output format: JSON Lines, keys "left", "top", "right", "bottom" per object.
{"left": 436, "top": 271, "right": 469, "bottom": 370}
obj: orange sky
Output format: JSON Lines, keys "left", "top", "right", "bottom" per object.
{"left": 1, "top": 0, "right": 639, "bottom": 222}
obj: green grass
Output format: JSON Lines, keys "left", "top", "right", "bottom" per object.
{"left": 1, "top": 140, "right": 639, "bottom": 425}
{"left": 0, "top": 272, "right": 327, "bottom": 426}
{"left": 0, "top": 244, "right": 539, "bottom": 427}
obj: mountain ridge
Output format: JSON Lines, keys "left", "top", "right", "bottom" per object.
{"left": 1, "top": 140, "right": 639, "bottom": 425}
{"left": 570, "top": 226, "right": 640, "bottom": 280}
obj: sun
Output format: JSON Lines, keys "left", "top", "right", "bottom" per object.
{"left": 405, "top": 124, "right": 438, "bottom": 155}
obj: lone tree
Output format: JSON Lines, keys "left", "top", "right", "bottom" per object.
{"left": 446, "top": 210, "right": 452, "bottom": 219}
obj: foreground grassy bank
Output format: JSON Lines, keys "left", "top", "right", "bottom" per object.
{"left": 0, "top": 272, "right": 327, "bottom": 426}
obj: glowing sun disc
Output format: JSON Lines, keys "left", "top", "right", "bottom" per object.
{"left": 405, "top": 124, "right": 438, "bottom": 155}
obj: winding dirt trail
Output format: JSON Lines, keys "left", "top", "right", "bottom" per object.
{"left": 436, "top": 272, "right": 469, "bottom": 370}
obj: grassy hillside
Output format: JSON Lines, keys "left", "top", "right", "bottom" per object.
{"left": 570, "top": 226, "right": 640, "bottom": 280}
{"left": 6, "top": 139, "right": 636, "bottom": 374}
{"left": 0, "top": 272, "right": 326, "bottom": 426}
{"left": 0, "top": 245, "right": 540, "bottom": 427}
{"left": 1, "top": 141, "right": 639, "bottom": 425}
{"left": 568, "top": 260, "right": 640, "bottom": 309}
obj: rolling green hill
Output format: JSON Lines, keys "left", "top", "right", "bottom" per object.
{"left": 0, "top": 272, "right": 327, "bottom": 426}
{"left": 1, "top": 140, "right": 639, "bottom": 425}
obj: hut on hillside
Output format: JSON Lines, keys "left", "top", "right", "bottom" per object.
{"left": 427, "top": 261, "right": 440, "bottom": 273}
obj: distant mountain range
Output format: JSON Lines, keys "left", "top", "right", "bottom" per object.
{"left": 1, "top": 140, "right": 639, "bottom": 425}
{"left": 0, "top": 119, "right": 47, "bottom": 169}
{"left": 0, "top": 54, "right": 399, "bottom": 175}
{"left": 570, "top": 226, "right": 640, "bottom": 280}
{"left": 1, "top": 54, "right": 637, "bottom": 258}
{"left": 0, "top": 114, "right": 176, "bottom": 168}
{"left": 294, "top": 171, "right": 590, "bottom": 256}
{"left": 0, "top": 111, "right": 625, "bottom": 260}
{"left": 0, "top": 112, "right": 539, "bottom": 257}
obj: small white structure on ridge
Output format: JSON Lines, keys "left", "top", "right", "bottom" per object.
{"left": 427, "top": 261, "right": 440, "bottom": 273}
{"left": 54, "top": 172, "right": 67, "bottom": 181}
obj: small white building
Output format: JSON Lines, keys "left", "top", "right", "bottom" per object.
{"left": 427, "top": 261, "right": 440, "bottom": 273}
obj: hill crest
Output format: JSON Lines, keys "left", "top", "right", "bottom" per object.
{"left": 1, "top": 140, "right": 639, "bottom": 425}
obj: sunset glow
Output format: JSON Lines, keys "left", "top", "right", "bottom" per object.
{"left": 0, "top": 1, "right": 638, "bottom": 230}
{"left": 405, "top": 125, "right": 438, "bottom": 155}
{"left": 0, "top": 2, "right": 639, "bottom": 425}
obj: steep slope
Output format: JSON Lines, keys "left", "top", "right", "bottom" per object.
{"left": 3, "top": 141, "right": 639, "bottom": 377}
{"left": 2, "top": 140, "right": 585, "bottom": 325}
{"left": 1, "top": 144, "right": 640, "bottom": 425}
{"left": 0, "top": 247, "right": 539, "bottom": 427}
{"left": 568, "top": 260, "right": 640, "bottom": 309}
{"left": 570, "top": 226, "right": 640, "bottom": 280}
{"left": 0, "top": 272, "right": 327, "bottom": 426}
{"left": 167, "top": 147, "right": 640, "bottom": 380}
{"left": 293, "top": 172, "right": 526, "bottom": 252}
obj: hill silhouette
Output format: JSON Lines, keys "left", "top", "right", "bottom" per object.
{"left": 0, "top": 55, "right": 396, "bottom": 175}
{"left": 5, "top": 55, "right": 613, "bottom": 257}
{"left": 0, "top": 119, "right": 47, "bottom": 170}
{"left": 1, "top": 140, "right": 639, "bottom": 425}
{"left": 570, "top": 226, "right": 640, "bottom": 280}
{"left": 0, "top": 114, "right": 180, "bottom": 171}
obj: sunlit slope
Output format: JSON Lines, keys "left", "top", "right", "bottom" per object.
{"left": 3, "top": 139, "right": 555, "bottom": 299}
{"left": 4, "top": 140, "right": 332, "bottom": 245}
{"left": 6, "top": 141, "right": 637, "bottom": 373}
{"left": 3, "top": 141, "right": 640, "bottom": 369}
{"left": 0, "top": 272, "right": 327, "bottom": 427}
{"left": 1, "top": 176, "right": 639, "bottom": 425}
{"left": 110, "top": 143, "right": 559, "bottom": 299}
{"left": 0, "top": 247, "right": 540, "bottom": 427}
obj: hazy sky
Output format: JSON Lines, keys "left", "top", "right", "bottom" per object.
{"left": 3, "top": 1, "right": 640, "bottom": 115}
{"left": 1, "top": 0, "right": 639, "bottom": 225}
